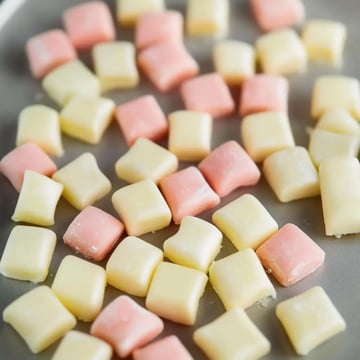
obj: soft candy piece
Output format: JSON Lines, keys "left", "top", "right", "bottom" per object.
{"left": 209, "top": 248, "right": 276, "bottom": 310}
{"left": 181, "top": 73, "right": 235, "bottom": 118}
{"left": 316, "top": 109, "right": 360, "bottom": 136}
{"left": 0, "top": 225, "right": 56, "bottom": 283}
{"left": 163, "top": 216, "right": 222, "bottom": 273}
{"left": 63, "top": 206, "right": 124, "bottom": 261}
{"left": 198, "top": 140, "right": 261, "bottom": 197}
{"left": 146, "top": 261, "right": 208, "bottom": 325}
{"left": 112, "top": 179, "right": 172, "bottom": 236}
{"left": 90, "top": 295, "right": 164, "bottom": 358}
{"left": 212, "top": 193, "right": 278, "bottom": 250}
{"left": 106, "top": 236, "right": 163, "bottom": 297}
{"left": 276, "top": 286, "right": 346, "bottom": 355}
{"left": 63, "top": 1, "right": 115, "bottom": 50}
{"left": 12, "top": 170, "right": 63, "bottom": 226}
{"left": 52, "top": 153, "right": 111, "bottom": 210}
{"left": 51, "top": 255, "right": 106, "bottom": 322}
{"left": 2, "top": 286, "right": 76, "bottom": 354}
{"left": 159, "top": 166, "right": 220, "bottom": 224}
{"left": 256, "top": 223, "right": 325, "bottom": 287}
{"left": 193, "top": 307, "right": 271, "bottom": 360}
{"left": 115, "top": 95, "right": 168, "bottom": 146}
{"left": 26, "top": 29, "right": 77, "bottom": 79}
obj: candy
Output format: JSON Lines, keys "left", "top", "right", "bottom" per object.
{"left": 316, "top": 109, "right": 360, "bottom": 136}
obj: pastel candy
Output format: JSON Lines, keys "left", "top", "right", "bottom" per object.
{"left": 316, "top": 109, "right": 360, "bottom": 136}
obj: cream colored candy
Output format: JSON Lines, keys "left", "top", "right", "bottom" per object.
{"left": 12, "top": 170, "right": 63, "bottom": 226}
{"left": 2, "top": 286, "right": 76, "bottom": 353}
{"left": 146, "top": 261, "right": 208, "bottom": 325}
{"left": 193, "top": 307, "right": 271, "bottom": 360}
{"left": 276, "top": 286, "right": 346, "bottom": 355}
{"left": 60, "top": 95, "right": 115, "bottom": 144}
{"left": 316, "top": 109, "right": 360, "bottom": 136}
{"left": 106, "top": 236, "right": 163, "bottom": 297}
{"left": 168, "top": 110, "right": 212, "bottom": 161}
{"left": 92, "top": 41, "right": 139, "bottom": 92}
{"left": 0, "top": 225, "right": 56, "bottom": 283}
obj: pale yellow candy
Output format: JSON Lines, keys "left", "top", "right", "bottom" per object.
{"left": 60, "top": 95, "right": 115, "bottom": 144}
{"left": 256, "top": 28, "right": 307, "bottom": 75}
{"left": 51, "top": 255, "right": 106, "bottom": 322}
{"left": 106, "top": 236, "right": 163, "bottom": 297}
{"left": 115, "top": 137, "right": 178, "bottom": 184}
{"left": 16, "top": 105, "right": 63, "bottom": 156}
{"left": 52, "top": 330, "right": 113, "bottom": 360}
{"left": 193, "top": 307, "right": 271, "bottom": 360}
{"left": 12, "top": 170, "right": 63, "bottom": 226}
{"left": 276, "top": 286, "right": 346, "bottom": 355}
{"left": 263, "top": 146, "right": 320, "bottom": 202}
{"left": 42, "top": 60, "right": 100, "bottom": 106}
{"left": 0, "top": 225, "right": 56, "bottom": 283}
{"left": 146, "top": 261, "right": 208, "bottom": 325}
{"left": 2, "top": 286, "right": 76, "bottom": 354}
{"left": 241, "top": 111, "right": 295, "bottom": 162}
{"left": 168, "top": 110, "right": 212, "bottom": 161}
{"left": 52, "top": 153, "right": 111, "bottom": 210}
{"left": 209, "top": 248, "right": 276, "bottom": 310}
{"left": 212, "top": 193, "right": 278, "bottom": 250}
{"left": 213, "top": 40, "right": 255, "bottom": 85}
{"left": 316, "top": 109, "right": 360, "bottom": 136}
{"left": 163, "top": 216, "right": 222, "bottom": 272}
{"left": 93, "top": 41, "right": 139, "bottom": 92}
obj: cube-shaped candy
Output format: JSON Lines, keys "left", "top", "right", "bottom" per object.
{"left": 106, "top": 236, "right": 163, "bottom": 297}
{"left": 63, "top": 206, "right": 125, "bottom": 261}
{"left": 115, "top": 95, "right": 168, "bottom": 146}
{"left": 209, "top": 248, "right": 276, "bottom": 310}
{"left": 241, "top": 111, "right": 295, "bottom": 162}
{"left": 198, "top": 140, "right": 261, "bottom": 197}
{"left": 263, "top": 146, "right": 320, "bottom": 202}
{"left": 163, "top": 216, "right": 222, "bottom": 272}
{"left": 302, "top": 20, "right": 346, "bottom": 67}
{"left": 316, "top": 109, "right": 360, "bottom": 136}
{"left": 181, "top": 73, "right": 235, "bottom": 118}
{"left": 16, "top": 105, "right": 63, "bottom": 156}
{"left": 60, "top": 95, "right": 115, "bottom": 144}
{"left": 0, "top": 225, "right": 56, "bottom": 283}
{"left": 239, "top": 74, "right": 289, "bottom": 117}
{"left": 168, "top": 110, "right": 212, "bottom": 161}
{"left": 213, "top": 40, "right": 255, "bottom": 85}
{"left": 138, "top": 41, "right": 199, "bottom": 92}
{"left": 250, "top": 0, "right": 305, "bottom": 32}
{"left": 63, "top": 1, "right": 115, "bottom": 50}
{"left": 92, "top": 41, "right": 139, "bottom": 92}
{"left": 51, "top": 255, "right": 106, "bottom": 322}
{"left": 256, "top": 28, "right": 307, "bottom": 75}
{"left": 146, "top": 261, "right": 208, "bottom": 325}
{"left": 52, "top": 330, "right": 113, "bottom": 360}
{"left": 212, "top": 193, "right": 278, "bottom": 250}
{"left": 311, "top": 76, "right": 360, "bottom": 120}
{"left": 193, "top": 307, "right": 271, "bottom": 360}
{"left": 90, "top": 295, "right": 164, "bottom": 358}
{"left": 2, "top": 286, "right": 76, "bottom": 354}
{"left": 0, "top": 142, "right": 57, "bottom": 192}
{"left": 159, "top": 166, "right": 220, "bottom": 224}
{"left": 12, "top": 170, "right": 63, "bottom": 226}
{"left": 276, "top": 286, "right": 346, "bottom": 355}
{"left": 42, "top": 60, "right": 100, "bottom": 106}
{"left": 256, "top": 224, "right": 325, "bottom": 287}
{"left": 26, "top": 29, "right": 77, "bottom": 79}
{"left": 112, "top": 179, "right": 172, "bottom": 236}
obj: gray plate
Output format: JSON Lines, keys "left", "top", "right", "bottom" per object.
{"left": 1, "top": 0, "right": 360, "bottom": 359}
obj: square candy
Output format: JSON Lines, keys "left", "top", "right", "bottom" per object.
{"left": 316, "top": 109, "right": 360, "bottom": 136}
{"left": 159, "top": 166, "right": 220, "bottom": 225}
{"left": 276, "top": 286, "right": 346, "bottom": 355}
{"left": 0, "top": 225, "right": 56, "bottom": 283}
{"left": 146, "top": 261, "right": 208, "bottom": 325}
{"left": 63, "top": 206, "right": 125, "bottom": 261}
{"left": 256, "top": 223, "right": 325, "bottom": 287}
{"left": 2, "top": 286, "right": 76, "bottom": 354}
